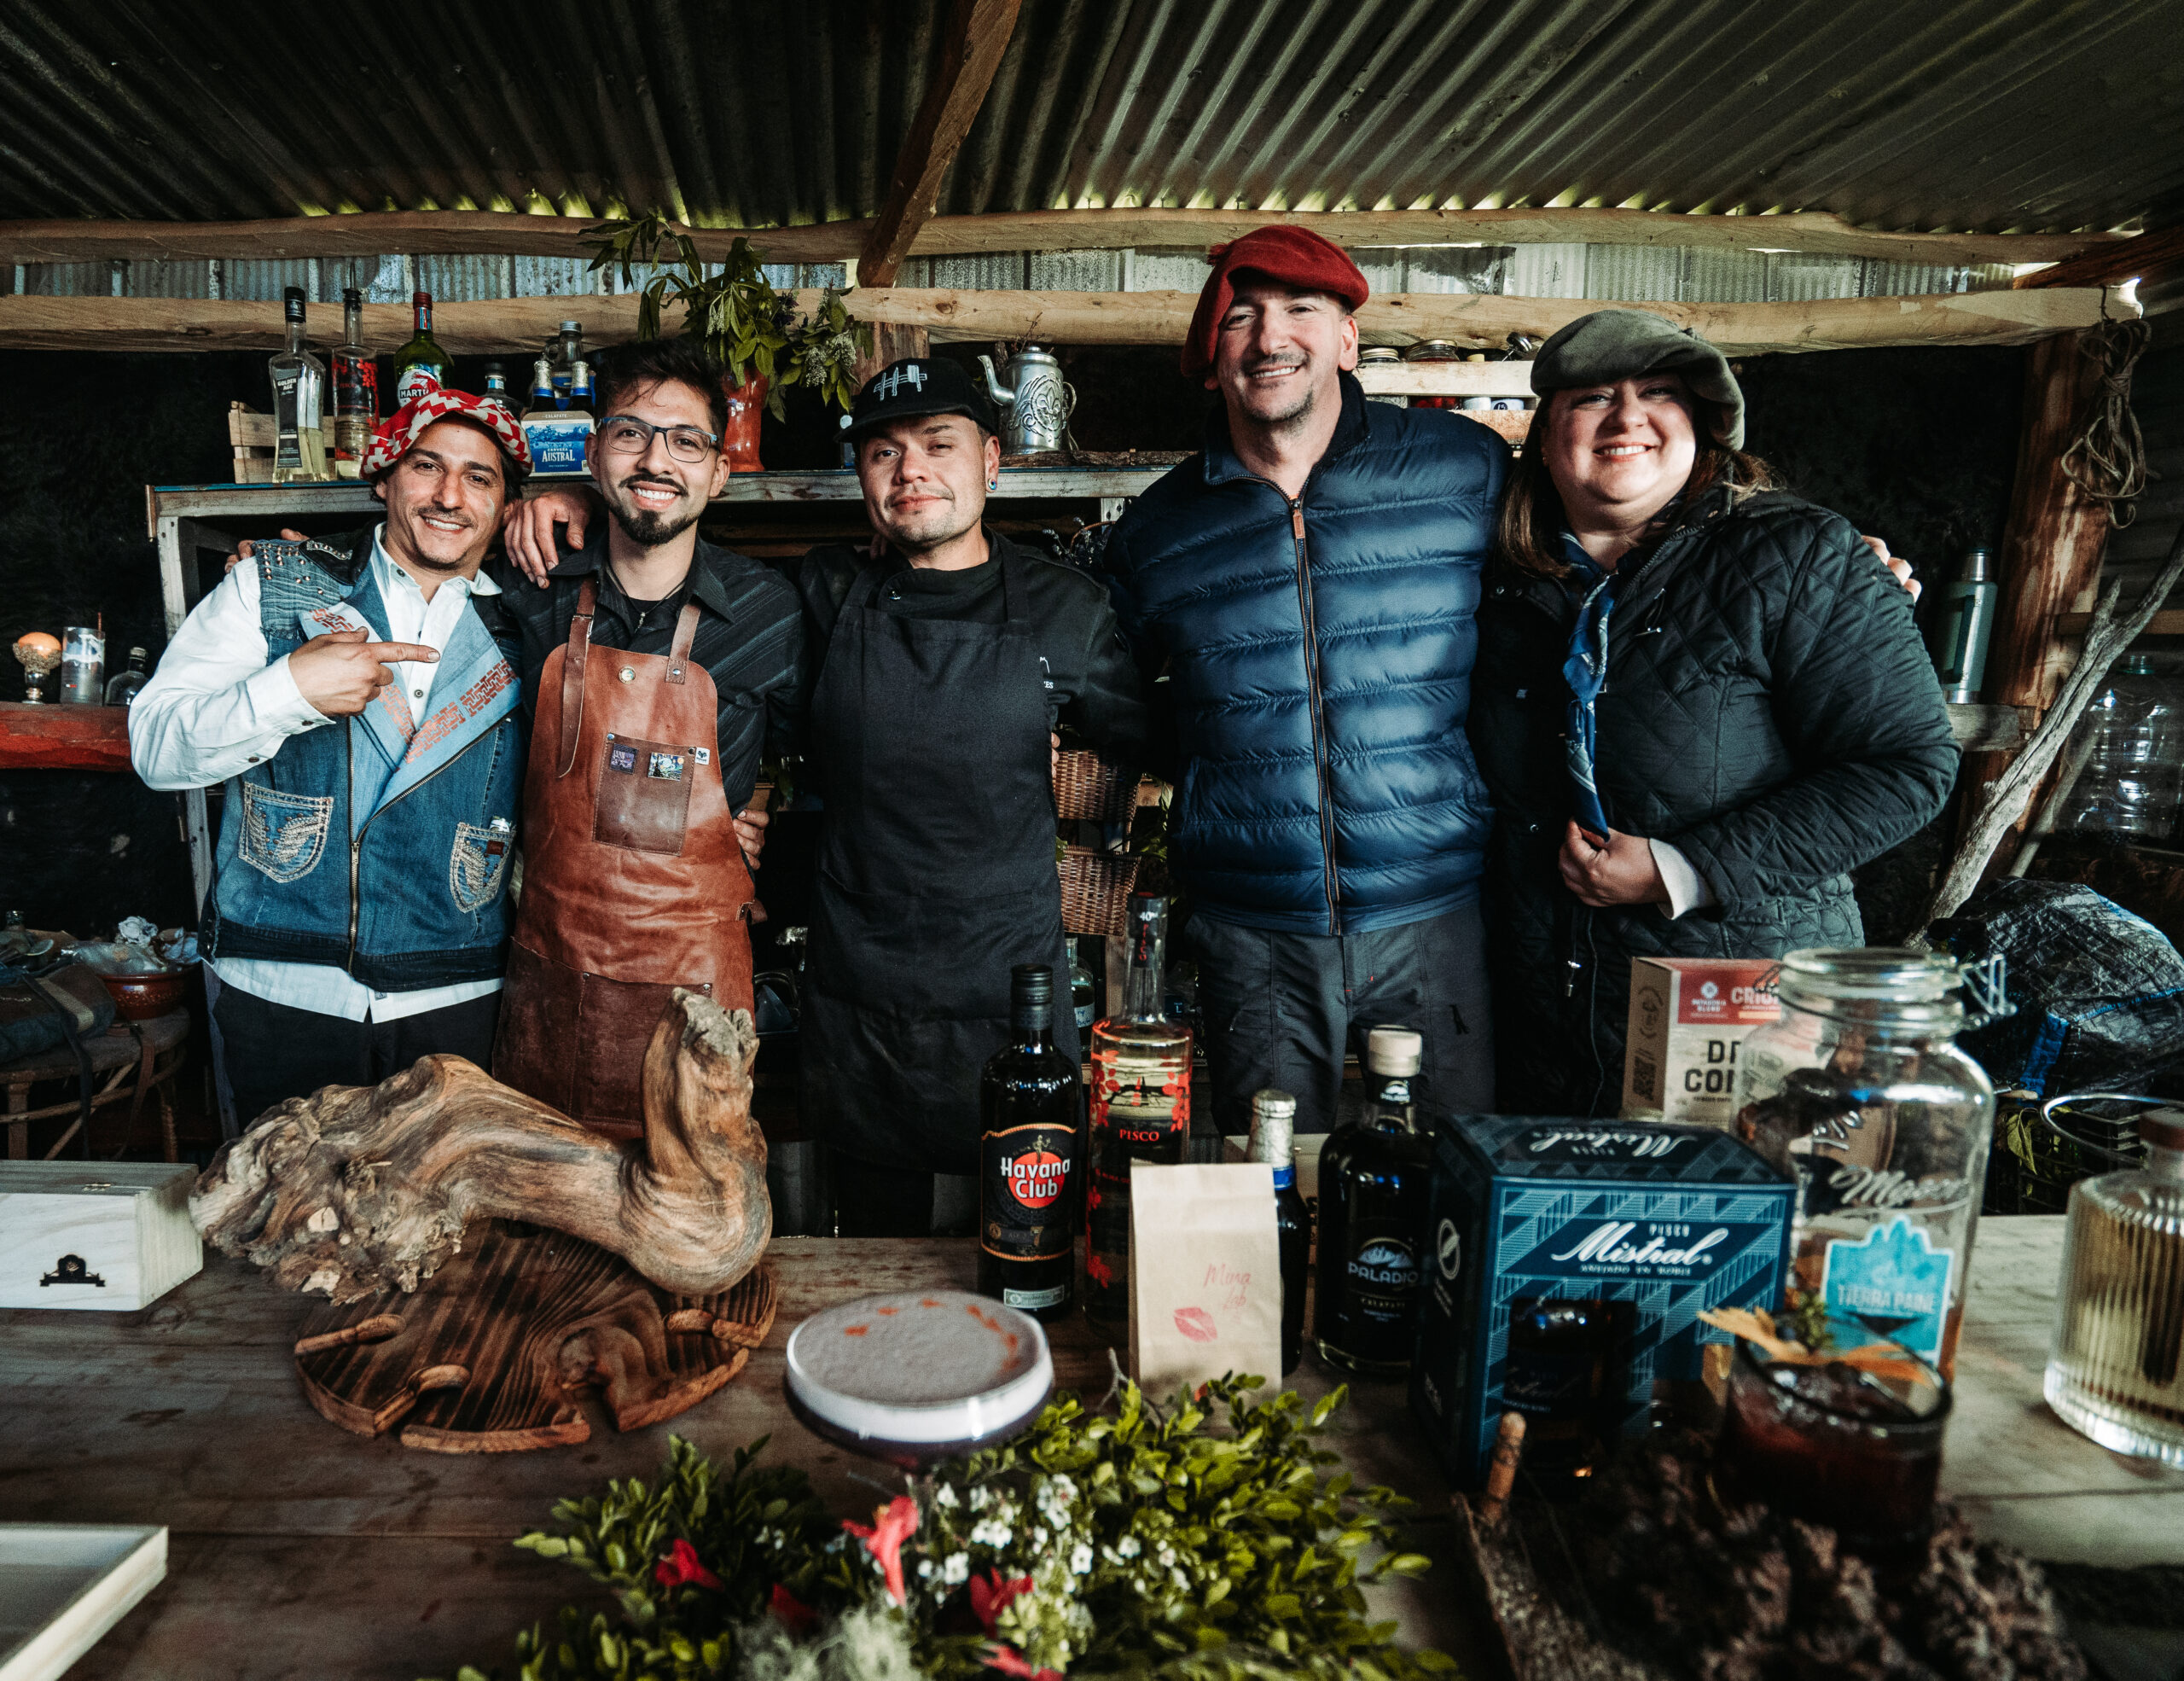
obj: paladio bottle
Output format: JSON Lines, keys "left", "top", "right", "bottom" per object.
{"left": 1315, "top": 1025, "right": 1433, "bottom": 1377}
{"left": 1084, "top": 894, "right": 1191, "bottom": 1338}
{"left": 1247, "top": 1087, "right": 1312, "bottom": 1374}
{"left": 977, "top": 964, "right": 1081, "bottom": 1322}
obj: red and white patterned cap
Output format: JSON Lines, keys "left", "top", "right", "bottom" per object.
{"left": 362, "top": 387, "right": 531, "bottom": 481}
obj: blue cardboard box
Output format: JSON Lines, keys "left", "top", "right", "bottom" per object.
{"left": 1410, "top": 1116, "right": 1792, "bottom": 1488}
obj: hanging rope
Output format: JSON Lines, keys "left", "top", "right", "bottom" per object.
{"left": 2060, "top": 311, "right": 2154, "bottom": 527}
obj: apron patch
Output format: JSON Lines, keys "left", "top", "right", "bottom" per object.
{"left": 607, "top": 743, "right": 639, "bottom": 774}
{"left": 648, "top": 752, "right": 687, "bottom": 782}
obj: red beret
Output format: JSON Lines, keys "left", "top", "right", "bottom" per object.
{"left": 1182, "top": 226, "right": 1370, "bottom": 378}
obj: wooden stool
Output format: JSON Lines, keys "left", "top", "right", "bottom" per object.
{"left": 1, "top": 1009, "right": 192, "bottom": 1162}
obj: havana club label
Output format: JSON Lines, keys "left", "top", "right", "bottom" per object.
{"left": 980, "top": 1122, "right": 1075, "bottom": 1263}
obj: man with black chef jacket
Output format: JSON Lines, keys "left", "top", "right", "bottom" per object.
{"left": 501, "top": 356, "right": 1145, "bottom": 1235}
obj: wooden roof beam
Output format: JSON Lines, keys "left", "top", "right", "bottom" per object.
{"left": 857, "top": 0, "right": 1024, "bottom": 288}
{"left": 2014, "top": 221, "right": 2184, "bottom": 290}
{"left": 0, "top": 208, "right": 2122, "bottom": 271}
{"left": 0, "top": 285, "right": 2129, "bottom": 358}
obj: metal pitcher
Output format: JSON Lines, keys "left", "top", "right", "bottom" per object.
{"left": 977, "top": 344, "right": 1076, "bottom": 454}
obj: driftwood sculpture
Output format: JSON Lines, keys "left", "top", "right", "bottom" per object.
{"left": 191, "top": 988, "right": 770, "bottom": 1306}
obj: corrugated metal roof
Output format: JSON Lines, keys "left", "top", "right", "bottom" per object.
{"left": 0, "top": 0, "right": 2175, "bottom": 234}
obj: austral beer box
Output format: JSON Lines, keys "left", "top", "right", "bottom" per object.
{"left": 1620, "top": 957, "right": 1781, "bottom": 1127}
{"left": 1410, "top": 1116, "right": 1792, "bottom": 1488}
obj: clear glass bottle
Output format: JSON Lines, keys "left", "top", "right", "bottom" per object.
{"left": 1316, "top": 1025, "right": 1433, "bottom": 1377}
{"left": 330, "top": 287, "right": 378, "bottom": 478}
{"left": 524, "top": 353, "right": 558, "bottom": 421}
{"left": 103, "top": 646, "right": 148, "bottom": 707}
{"left": 569, "top": 356, "right": 595, "bottom": 419}
{"left": 1084, "top": 894, "right": 1192, "bottom": 1338}
{"left": 269, "top": 287, "right": 327, "bottom": 484}
{"left": 978, "top": 964, "right": 1081, "bottom": 1323}
{"left": 481, "top": 361, "right": 510, "bottom": 408}
{"left": 2061, "top": 653, "right": 2184, "bottom": 843}
{"left": 554, "top": 321, "right": 584, "bottom": 408}
{"left": 1246, "top": 1088, "right": 1311, "bottom": 1375}
{"left": 1068, "top": 938, "right": 1097, "bottom": 1035}
{"left": 393, "top": 290, "right": 450, "bottom": 407}
{"left": 1736, "top": 949, "right": 1996, "bottom": 1379}
{"left": 2046, "top": 1104, "right": 2184, "bottom": 1464}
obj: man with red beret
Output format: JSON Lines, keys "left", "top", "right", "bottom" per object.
{"left": 1105, "top": 225, "right": 1505, "bottom": 1137}
{"left": 132, "top": 393, "right": 531, "bottom": 1128}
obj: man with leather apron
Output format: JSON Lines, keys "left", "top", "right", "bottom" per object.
{"left": 794, "top": 358, "right": 1147, "bottom": 1234}
{"left": 492, "top": 337, "right": 804, "bottom": 1136}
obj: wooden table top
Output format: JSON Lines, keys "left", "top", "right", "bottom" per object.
{"left": 1, "top": 1216, "right": 2174, "bottom": 1679}
{"left": 0, "top": 1011, "right": 189, "bottom": 1083}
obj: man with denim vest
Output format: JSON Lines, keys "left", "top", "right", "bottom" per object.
{"left": 132, "top": 391, "right": 530, "bottom": 1128}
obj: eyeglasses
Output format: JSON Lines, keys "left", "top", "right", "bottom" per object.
{"left": 595, "top": 415, "right": 722, "bottom": 464}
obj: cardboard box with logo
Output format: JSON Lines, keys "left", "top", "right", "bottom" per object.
{"left": 1409, "top": 1117, "right": 1792, "bottom": 1488}
{"left": 1621, "top": 957, "right": 1780, "bottom": 1127}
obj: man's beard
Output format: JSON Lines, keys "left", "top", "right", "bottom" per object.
{"left": 1236, "top": 358, "right": 1318, "bottom": 428}
{"left": 607, "top": 477, "right": 702, "bottom": 548}
{"left": 886, "top": 488, "right": 979, "bottom": 554}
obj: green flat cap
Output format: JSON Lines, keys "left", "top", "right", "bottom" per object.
{"left": 1531, "top": 308, "right": 1745, "bottom": 450}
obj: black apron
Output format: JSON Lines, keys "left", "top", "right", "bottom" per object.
{"left": 801, "top": 543, "right": 1079, "bottom": 1175}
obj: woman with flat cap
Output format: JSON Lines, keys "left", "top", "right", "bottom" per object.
{"left": 1468, "top": 309, "right": 1958, "bottom": 1115}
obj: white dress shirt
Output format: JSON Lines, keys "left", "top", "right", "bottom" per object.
{"left": 131, "top": 528, "right": 506, "bottom": 1023}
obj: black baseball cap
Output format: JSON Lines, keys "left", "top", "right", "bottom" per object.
{"left": 845, "top": 356, "right": 1000, "bottom": 441}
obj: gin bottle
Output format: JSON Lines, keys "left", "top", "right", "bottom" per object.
{"left": 1246, "top": 1087, "right": 1311, "bottom": 1374}
{"left": 269, "top": 287, "right": 327, "bottom": 484}
{"left": 2047, "top": 1104, "right": 2184, "bottom": 1464}
{"left": 1737, "top": 949, "right": 1995, "bottom": 1378}
{"left": 1084, "top": 894, "right": 1191, "bottom": 1339}
{"left": 1316, "top": 1025, "right": 1433, "bottom": 1377}
{"left": 330, "top": 287, "right": 378, "bottom": 477}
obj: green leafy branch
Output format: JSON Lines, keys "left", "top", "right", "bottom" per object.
{"left": 583, "top": 214, "right": 871, "bottom": 422}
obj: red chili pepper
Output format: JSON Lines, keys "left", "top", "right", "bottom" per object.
{"left": 653, "top": 1538, "right": 723, "bottom": 1591}
{"left": 968, "top": 1570, "right": 1034, "bottom": 1633}
{"left": 983, "top": 1643, "right": 1064, "bottom": 1680}
{"left": 769, "top": 1583, "right": 818, "bottom": 1634}
{"left": 841, "top": 1495, "right": 920, "bottom": 1605}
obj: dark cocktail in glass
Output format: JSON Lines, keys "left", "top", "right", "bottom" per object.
{"left": 1716, "top": 1339, "right": 1950, "bottom": 1562}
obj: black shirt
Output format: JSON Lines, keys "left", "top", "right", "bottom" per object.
{"left": 486, "top": 530, "right": 806, "bottom": 812}
{"left": 793, "top": 529, "right": 1148, "bottom": 765}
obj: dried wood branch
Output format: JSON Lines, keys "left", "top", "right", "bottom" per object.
{"left": 189, "top": 989, "right": 770, "bottom": 1304}
{"left": 1926, "top": 520, "right": 2184, "bottom": 926}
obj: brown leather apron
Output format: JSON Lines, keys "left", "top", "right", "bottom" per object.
{"left": 494, "top": 577, "right": 755, "bottom": 1137}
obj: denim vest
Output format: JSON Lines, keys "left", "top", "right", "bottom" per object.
{"left": 204, "top": 531, "right": 525, "bottom": 992}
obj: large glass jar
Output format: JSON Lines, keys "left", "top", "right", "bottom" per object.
{"left": 2046, "top": 1102, "right": 2184, "bottom": 1464}
{"left": 2061, "top": 651, "right": 2184, "bottom": 842}
{"left": 1735, "top": 949, "right": 1997, "bottom": 1379}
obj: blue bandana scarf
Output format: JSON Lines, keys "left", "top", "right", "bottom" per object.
{"left": 1560, "top": 530, "right": 1616, "bottom": 839}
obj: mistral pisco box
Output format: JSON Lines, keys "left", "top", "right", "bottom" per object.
{"left": 1410, "top": 1117, "right": 1792, "bottom": 1488}
{"left": 1620, "top": 957, "right": 1781, "bottom": 1126}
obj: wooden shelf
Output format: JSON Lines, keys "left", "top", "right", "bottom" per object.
{"left": 145, "top": 465, "right": 1170, "bottom": 532}
{"left": 2055, "top": 608, "right": 2184, "bottom": 638}
{"left": 0, "top": 703, "right": 131, "bottom": 771}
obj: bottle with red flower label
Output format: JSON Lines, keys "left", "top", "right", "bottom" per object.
{"left": 1084, "top": 894, "right": 1192, "bottom": 1340}
{"left": 978, "top": 964, "right": 1082, "bottom": 1321}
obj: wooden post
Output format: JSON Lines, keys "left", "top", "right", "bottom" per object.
{"left": 857, "top": 0, "right": 1025, "bottom": 288}
{"left": 1956, "top": 331, "right": 2111, "bottom": 854}
{"left": 852, "top": 322, "right": 933, "bottom": 390}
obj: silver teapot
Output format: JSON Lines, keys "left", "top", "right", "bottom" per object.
{"left": 977, "top": 344, "right": 1076, "bottom": 454}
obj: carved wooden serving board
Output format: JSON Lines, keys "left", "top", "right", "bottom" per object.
{"left": 291, "top": 1220, "right": 775, "bottom": 1452}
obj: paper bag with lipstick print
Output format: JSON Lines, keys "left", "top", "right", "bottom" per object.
{"left": 1127, "top": 1161, "right": 1283, "bottom": 1394}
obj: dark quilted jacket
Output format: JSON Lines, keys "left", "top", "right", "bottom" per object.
{"left": 1470, "top": 485, "right": 1959, "bottom": 1115}
{"left": 1107, "top": 374, "right": 1507, "bottom": 934}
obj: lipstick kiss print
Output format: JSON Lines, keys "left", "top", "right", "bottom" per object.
{"left": 1173, "top": 1306, "right": 1217, "bottom": 1343}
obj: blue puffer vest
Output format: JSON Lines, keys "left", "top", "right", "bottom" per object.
{"left": 1106, "top": 374, "right": 1507, "bottom": 934}
{"left": 203, "top": 531, "right": 525, "bottom": 991}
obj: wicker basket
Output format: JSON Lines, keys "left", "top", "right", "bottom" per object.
{"left": 1054, "top": 749, "right": 1139, "bottom": 823}
{"left": 1059, "top": 846, "right": 1141, "bottom": 936}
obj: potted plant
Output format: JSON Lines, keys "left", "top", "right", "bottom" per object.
{"left": 585, "top": 214, "right": 871, "bottom": 471}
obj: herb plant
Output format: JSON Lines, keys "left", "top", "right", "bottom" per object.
{"left": 427, "top": 1376, "right": 1458, "bottom": 1681}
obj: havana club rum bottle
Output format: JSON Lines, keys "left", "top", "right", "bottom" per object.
{"left": 977, "top": 965, "right": 1081, "bottom": 1322}
{"left": 1084, "top": 895, "right": 1191, "bottom": 1339}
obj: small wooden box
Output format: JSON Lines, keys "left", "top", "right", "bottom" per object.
{"left": 0, "top": 1162, "right": 201, "bottom": 1312}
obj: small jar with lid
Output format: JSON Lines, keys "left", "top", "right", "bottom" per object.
{"left": 2046, "top": 1102, "right": 2184, "bottom": 1464}
{"left": 1735, "top": 948, "right": 1996, "bottom": 1379}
